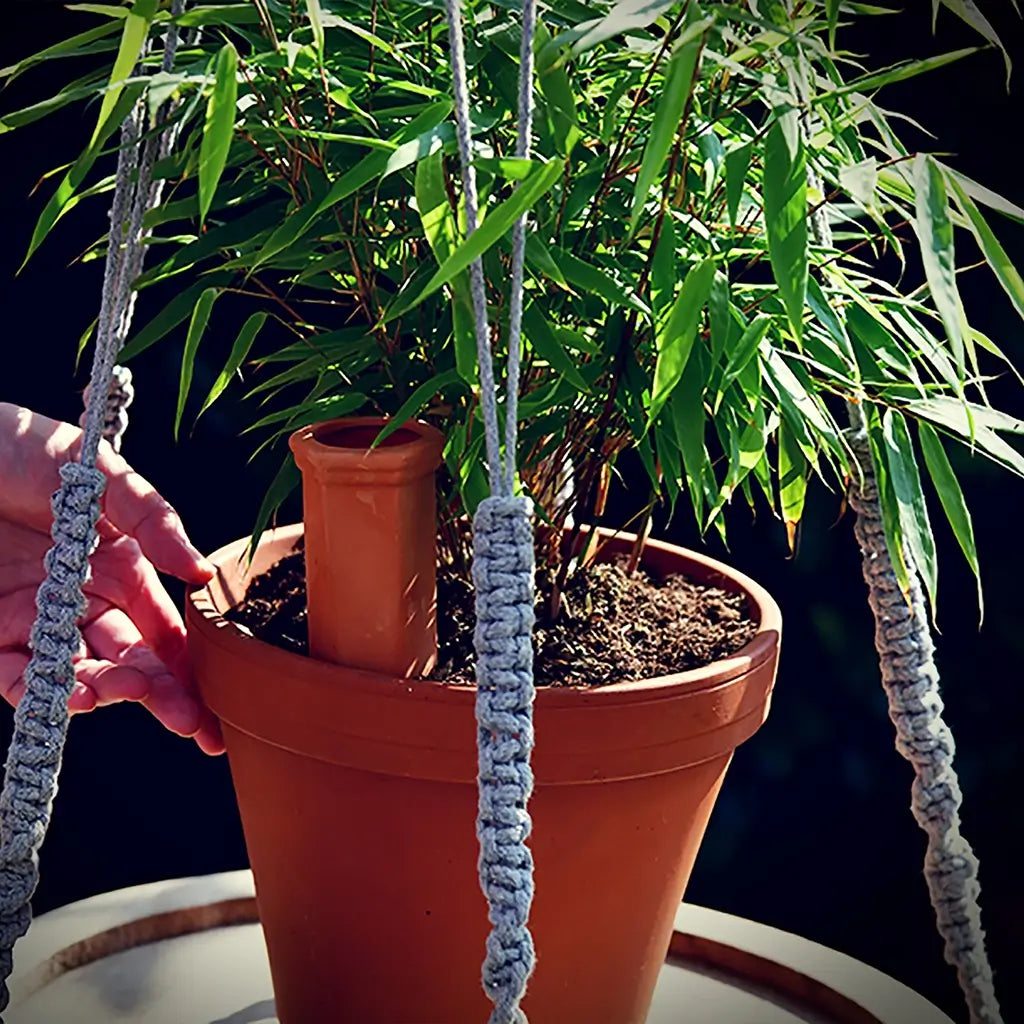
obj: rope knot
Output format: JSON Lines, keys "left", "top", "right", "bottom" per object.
{"left": 850, "top": 438, "right": 1001, "bottom": 1024}
{"left": 84, "top": 365, "right": 135, "bottom": 453}
{"left": 472, "top": 496, "right": 536, "bottom": 1024}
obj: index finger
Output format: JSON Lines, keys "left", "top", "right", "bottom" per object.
{"left": 94, "top": 443, "right": 214, "bottom": 586}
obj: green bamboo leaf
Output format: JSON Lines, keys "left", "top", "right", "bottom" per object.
{"left": 247, "top": 455, "right": 301, "bottom": 562}
{"left": 1, "top": 82, "right": 106, "bottom": 135}
{"left": 562, "top": 0, "right": 680, "bottom": 57}
{"left": 1, "top": 21, "right": 120, "bottom": 83}
{"left": 524, "top": 234, "right": 568, "bottom": 288}
{"left": 721, "top": 315, "right": 771, "bottom": 385}
{"left": 912, "top": 153, "right": 966, "bottom": 382}
{"left": 649, "top": 258, "right": 716, "bottom": 424}
{"left": 91, "top": 0, "right": 157, "bottom": 148}
{"left": 707, "top": 271, "right": 733, "bottom": 368}
{"left": 415, "top": 149, "right": 475, "bottom": 383}
{"left": 778, "top": 419, "right": 808, "bottom": 553}
{"left": 651, "top": 217, "right": 677, "bottom": 329}
{"left": 946, "top": 169, "right": 1024, "bottom": 225}
{"left": 725, "top": 143, "right": 752, "bottom": 226}
{"left": 175, "top": 4, "right": 262, "bottom": 27}
{"left": 197, "top": 312, "right": 268, "bottom": 420}
{"left": 175, "top": 287, "right": 219, "bottom": 440}
{"left": 375, "top": 370, "right": 465, "bottom": 446}
{"left": 387, "top": 157, "right": 565, "bottom": 322}
{"left": 947, "top": 172, "right": 1024, "bottom": 324}
{"left": 883, "top": 409, "right": 938, "bottom": 619}
{"left": 75, "top": 317, "right": 98, "bottom": 372}
{"left": 522, "top": 303, "right": 591, "bottom": 392}
{"left": 826, "top": 0, "right": 841, "bottom": 48}
{"left": 67, "top": 4, "right": 131, "bottom": 16}
{"left": 627, "top": 12, "right": 709, "bottom": 239}
{"left": 198, "top": 44, "right": 239, "bottom": 225}
{"left": 306, "top": 0, "right": 325, "bottom": 54}
{"left": 762, "top": 347, "right": 842, "bottom": 457}
{"left": 119, "top": 273, "right": 232, "bottom": 361}
{"left": 22, "top": 83, "right": 141, "bottom": 269}
{"left": 535, "top": 20, "right": 579, "bottom": 155}
{"left": 918, "top": 420, "right": 982, "bottom": 618}
{"left": 839, "top": 157, "right": 878, "bottom": 210}
{"left": 669, "top": 346, "right": 712, "bottom": 527}
{"left": 817, "top": 48, "right": 979, "bottom": 102}
{"left": 763, "top": 109, "right": 807, "bottom": 343}
{"left": 553, "top": 248, "right": 649, "bottom": 313}
{"left": 316, "top": 101, "right": 453, "bottom": 216}
{"left": 806, "top": 277, "right": 856, "bottom": 369}
{"left": 244, "top": 392, "right": 368, "bottom": 434}
{"left": 937, "top": 0, "right": 1010, "bottom": 87}
{"left": 866, "top": 411, "right": 912, "bottom": 596}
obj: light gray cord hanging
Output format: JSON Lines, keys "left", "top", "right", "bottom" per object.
{"left": 443, "top": 2, "right": 538, "bottom": 1022}
{"left": 0, "top": 10, "right": 183, "bottom": 1013}
{"left": 798, "top": 78, "right": 1002, "bottom": 1024}
{"left": 847, "top": 436, "right": 1001, "bottom": 1024}
{"left": 88, "top": 2, "right": 186, "bottom": 452}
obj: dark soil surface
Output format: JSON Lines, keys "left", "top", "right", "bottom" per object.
{"left": 226, "top": 544, "right": 758, "bottom": 687}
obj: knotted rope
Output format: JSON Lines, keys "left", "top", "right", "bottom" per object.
{"left": 847, "top": 435, "right": 1000, "bottom": 1024}
{"left": 443, "top": 2, "right": 538, "bottom": 1021}
{"left": 0, "top": 8, "right": 184, "bottom": 1012}
{"left": 82, "top": 2, "right": 187, "bottom": 453}
{"left": 799, "top": 78, "right": 1001, "bottom": 1024}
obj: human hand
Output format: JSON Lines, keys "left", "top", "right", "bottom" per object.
{"left": 0, "top": 403, "right": 224, "bottom": 755}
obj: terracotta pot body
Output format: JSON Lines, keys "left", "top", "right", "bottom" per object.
{"left": 188, "top": 519, "right": 781, "bottom": 1024}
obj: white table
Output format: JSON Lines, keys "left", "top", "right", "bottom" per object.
{"left": 7, "top": 871, "right": 952, "bottom": 1023}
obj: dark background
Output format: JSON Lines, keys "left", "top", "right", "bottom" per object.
{"left": 2, "top": 4, "right": 1023, "bottom": 1022}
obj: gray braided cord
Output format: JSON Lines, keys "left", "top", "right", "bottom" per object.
{"left": 472, "top": 495, "right": 536, "bottom": 1024}
{"left": 87, "top": 1, "right": 185, "bottom": 455}
{"left": 84, "top": 364, "right": 135, "bottom": 453}
{"left": 848, "top": 435, "right": 1001, "bottom": 1024}
{"left": 0, "top": 11, "right": 183, "bottom": 1013}
{"left": 797, "top": 71, "right": 1001, "bottom": 1024}
{"left": 443, "top": 2, "right": 538, "bottom": 1021}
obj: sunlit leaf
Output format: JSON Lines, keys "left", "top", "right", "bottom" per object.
{"left": 247, "top": 455, "right": 301, "bottom": 563}
{"left": 918, "top": 420, "right": 982, "bottom": 619}
{"left": 627, "top": 9, "right": 710, "bottom": 239}
{"left": 91, "top": 0, "right": 157, "bottom": 148}
{"left": 375, "top": 370, "right": 465, "bottom": 446}
{"left": 198, "top": 43, "right": 238, "bottom": 225}
{"left": 778, "top": 420, "right": 808, "bottom": 552}
{"left": 912, "top": 153, "right": 966, "bottom": 383}
{"left": 883, "top": 409, "right": 938, "bottom": 619}
{"left": 947, "top": 172, "right": 1024, "bottom": 324}
{"left": 763, "top": 108, "right": 807, "bottom": 343}
{"left": 197, "top": 312, "right": 268, "bottom": 420}
{"left": 306, "top": 0, "right": 325, "bottom": 54}
{"left": 175, "top": 287, "right": 219, "bottom": 440}
{"left": 649, "top": 259, "right": 716, "bottom": 423}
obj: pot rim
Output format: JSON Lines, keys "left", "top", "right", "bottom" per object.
{"left": 187, "top": 523, "right": 781, "bottom": 705}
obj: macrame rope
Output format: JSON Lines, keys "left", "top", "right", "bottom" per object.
{"left": 443, "top": 2, "right": 538, "bottom": 1021}
{"left": 847, "top": 436, "right": 1001, "bottom": 1024}
{"left": 798, "top": 77, "right": 1002, "bottom": 1024}
{"left": 86, "top": 1, "right": 186, "bottom": 453}
{"left": 0, "top": 11, "right": 183, "bottom": 1013}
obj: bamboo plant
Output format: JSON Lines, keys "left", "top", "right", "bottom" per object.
{"left": 4, "top": 0, "right": 1022, "bottom": 616}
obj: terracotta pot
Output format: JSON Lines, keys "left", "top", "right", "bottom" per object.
{"left": 186, "top": 420, "right": 782, "bottom": 1024}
